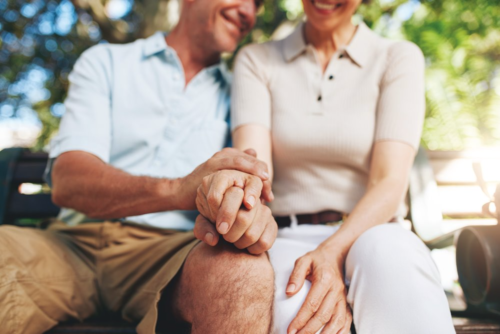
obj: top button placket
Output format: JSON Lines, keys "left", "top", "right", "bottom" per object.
{"left": 320, "top": 49, "right": 344, "bottom": 110}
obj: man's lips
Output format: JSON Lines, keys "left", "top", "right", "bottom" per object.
{"left": 221, "top": 11, "right": 246, "bottom": 35}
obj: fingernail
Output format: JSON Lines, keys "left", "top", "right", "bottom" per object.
{"left": 247, "top": 196, "right": 256, "bottom": 208}
{"left": 262, "top": 171, "right": 270, "bottom": 179}
{"left": 289, "top": 330, "right": 297, "bottom": 334}
{"left": 205, "top": 232, "right": 214, "bottom": 245}
{"left": 270, "top": 191, "right": 275, "bottom": 201}
{"left": 219, "top": 222, "right": 229, "bottom": 234}
{"left": 286, "top": 284, "right": 296, "bottom": 294}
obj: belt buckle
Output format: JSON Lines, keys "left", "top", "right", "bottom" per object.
{"left": 325, "top": 220, "right": 342, "bottom": 227}
{"left": 324, "top": 213, "right": 347, "bottom": 227}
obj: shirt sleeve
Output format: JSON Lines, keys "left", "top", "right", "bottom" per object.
{"left": 48, "top": 44, "right": 112, "bottom": 163}
{"left": 231, "top": 44, "right": 272, "bottom": 132}
{"left": 375, "top": 41, "right": 426, "bottom": 150}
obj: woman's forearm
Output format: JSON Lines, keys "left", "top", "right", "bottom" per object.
{"left": 318, "top": 141, "right": 416, "bottom": 261}
{"left": 319, "top": 176, "right": 407, "bottom": 260}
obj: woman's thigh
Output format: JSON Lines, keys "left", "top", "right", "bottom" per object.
{"left": 269, "top": 225, "right": 341, "bottom": 334}
{"left": 344, "top": 223, "right": 454, "bottom": 334}
{"left": 269, "top": 223, "right": 451, "bottom": 334}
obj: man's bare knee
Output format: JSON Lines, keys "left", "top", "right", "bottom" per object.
{"left": 173, "top": 242, "right": 274, "bottom": 333}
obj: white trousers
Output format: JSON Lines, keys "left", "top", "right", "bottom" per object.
{"left": 269, "top": 223, "right": 456, "bottom": 334}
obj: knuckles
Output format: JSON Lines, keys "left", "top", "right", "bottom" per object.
{"left": 305, "top": 298, "right": 321, "bottom": 312}
{"left": 206, "top": 192, "right": 221, "bottom": 209}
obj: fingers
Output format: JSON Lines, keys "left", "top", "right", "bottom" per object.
{"left": 233, "top": 205, "right": 277, "bottom": 254}
{"left": 286, "top": 255, "right": 312, "bottom": 297}
{"left": 243, "top": 148, "right": 257, "bottom": 157}
{"left": 297, "top": 290, "right": 336, "bottom": 334}
{"left": 216, "top": 187, "right": 244, "bottom": 235}
{"left": 204, "top": 173, "right": 240, "bottom": 219}
{"left": 222, "top": 205, "right": 256, "bottom": 243}
{"left": 204, "top": 171, "right": 264, "bottom": 224}
{"left": 213, "top": 148, "right": 269, "bottom": 180}
{"left": 193, "top": 214, "right": 219, "bottom": 246}
{"left": 321, "top": 301, "right": 350, "bottom": 334}
{"left": 246, "top": 215, "right": 277, "bottom": 255}
{"left": 338, "top": 305, "right": 353, "bottom": 334}
{"left": 241, "top": 175, "right": 264, "bottom": 209}
{"left": 261, "top": 180, "right": 274, "bottom": 203}
{"left": 288, "top": 267, "right": 333, "bottom": 333}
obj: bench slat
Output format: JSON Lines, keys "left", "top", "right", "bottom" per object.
{"left": 431, "top": 159, "right": 500, "bottom": 185}
{"left": 12, "top": 161, "right": 48, "bottom": 184}
{"left": 7, "top": 193, "right": 60, "bottom": 218}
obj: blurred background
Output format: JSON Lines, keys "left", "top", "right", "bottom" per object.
{"left": 0, "top": 0, "right": 499, "bottom": 151}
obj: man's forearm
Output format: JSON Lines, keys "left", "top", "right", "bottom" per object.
{"left": 51, "top": 151, "right": 184, "bottom": 220}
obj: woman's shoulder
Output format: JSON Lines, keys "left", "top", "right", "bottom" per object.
{"left": 374, "top": 34, "right": 424, "bottom": 64}
{"left": 236, "top": 39, "right": 284, "bottom": 65}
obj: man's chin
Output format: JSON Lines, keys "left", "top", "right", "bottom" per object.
{"left": 216, "top": 40, "right": 240, "bottom": 54}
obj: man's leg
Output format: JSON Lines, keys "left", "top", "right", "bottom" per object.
{"left": 171, "top": 241, "right": 275, "bottom": 334}
{"left": 0, "top": 223, "right": 100, "bottom": 334}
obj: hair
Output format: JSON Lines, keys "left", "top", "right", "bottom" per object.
{"left": 362, "top": 0, "right": 371, "bottom": 3}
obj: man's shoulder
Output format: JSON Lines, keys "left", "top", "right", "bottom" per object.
{"left": 78, "top": 33, "right": 165, "bottom": 69}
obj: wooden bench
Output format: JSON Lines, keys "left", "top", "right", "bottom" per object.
{"left": 2, "top": 147, "right": 500, "bottom": 333}
{"left": 409, "top": 147, "right": 500, "bottom": 325}
{"left": 410, "top": 148, "right": 500, "bottom": 249}
{"left": 0, "top": 148, "right": 140, "bottom": 333}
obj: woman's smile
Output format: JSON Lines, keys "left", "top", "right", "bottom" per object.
{"left": 310, "top": 0, "right": 344, "bottom": 14}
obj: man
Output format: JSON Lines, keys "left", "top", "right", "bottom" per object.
{"left": 0, "top": 0, "right": 279, "bottom": 333}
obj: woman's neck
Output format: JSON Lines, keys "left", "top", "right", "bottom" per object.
{"left": 304, "top": 19, "right": 357, "bottom": 73}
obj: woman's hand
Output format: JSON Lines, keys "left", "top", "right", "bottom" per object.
{"left": 286, "top": 248, "right": 352, "bottom": 334}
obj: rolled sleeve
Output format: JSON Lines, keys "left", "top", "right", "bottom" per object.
{"left": 231, "top": 45, "right": 272, "bottom": 132}
{"left": 49, "top": 44, "right": 112, "bottom": 163}
{"left": 375, "top": 41, "right": 426, "bottom": 150}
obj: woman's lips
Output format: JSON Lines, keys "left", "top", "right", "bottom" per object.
{"left": 311, "top": 0, "right": 343, "bottom": 13}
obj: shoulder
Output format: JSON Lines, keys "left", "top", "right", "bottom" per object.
{"left": 383, "top": 39, "right": 425, "bottom": 65}
{"left": 235, "top": 40, "right": 281, "bottom": 66}
{"left": 76, "top": 43, "right": 112, "bottom": 68}
{"left": 77, "top": 35, "right": 152, "bottom": 66}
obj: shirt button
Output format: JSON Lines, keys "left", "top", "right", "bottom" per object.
{"left": 339, "top": 54, "right": 344, "bottom": 59}
{"left": 329, "top": 75, "right": 334, "bottom": 80}
{"left": 317, "top": 95, "right": 322, "bottom": 101}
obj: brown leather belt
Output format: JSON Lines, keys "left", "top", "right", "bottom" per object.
{"left": 274, "top": 210, "right": 345, "bottom": 228}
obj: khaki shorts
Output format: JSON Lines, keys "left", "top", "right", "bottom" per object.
{"left": 0, "top": 221, "right": 199, "bottom": 334}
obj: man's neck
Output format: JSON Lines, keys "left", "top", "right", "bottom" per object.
{"left": 166, "top": 26, "right": 221, "bottom": 86}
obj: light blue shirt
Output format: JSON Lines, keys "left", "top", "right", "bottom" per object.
{"left": 46, "top": 32, "right": 231, "bottom": 230}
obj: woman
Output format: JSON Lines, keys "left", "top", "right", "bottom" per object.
{"left": 230, "top": 0, "right": 456, "bottom": 333}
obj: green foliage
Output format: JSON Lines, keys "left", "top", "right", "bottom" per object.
{"left": 1, "top": 0, "right": 499, "bottom": 151}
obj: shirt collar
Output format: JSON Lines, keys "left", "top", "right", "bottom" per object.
{"left": 344, "top": 21, "right": 377, "bottom": 68}
{"left": 143, "top": 31, "right": 168, "bottom": 57}
{"left": 283, "top": 22, "right": 307, "bottom": 62}
{"left": 282, "top": 21, "right": 377, "bottom": 68}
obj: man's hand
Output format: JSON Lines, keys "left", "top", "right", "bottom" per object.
{"left": 178, "top": 148, "right": 272, "bottom": 210}
{"left": 193, "top": 193, "right": 277, "bottom": 255}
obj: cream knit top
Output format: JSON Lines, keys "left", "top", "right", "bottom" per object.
{"left": 231, "top": 22, "right": 425, "bottom": 217}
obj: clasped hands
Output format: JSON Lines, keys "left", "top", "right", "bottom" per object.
{"left": 193, "top": 148, "right": 352, "bottom": 334}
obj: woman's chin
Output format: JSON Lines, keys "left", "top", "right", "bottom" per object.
{"left": 305, "top": 18, "right": 344, "bottom": 33}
